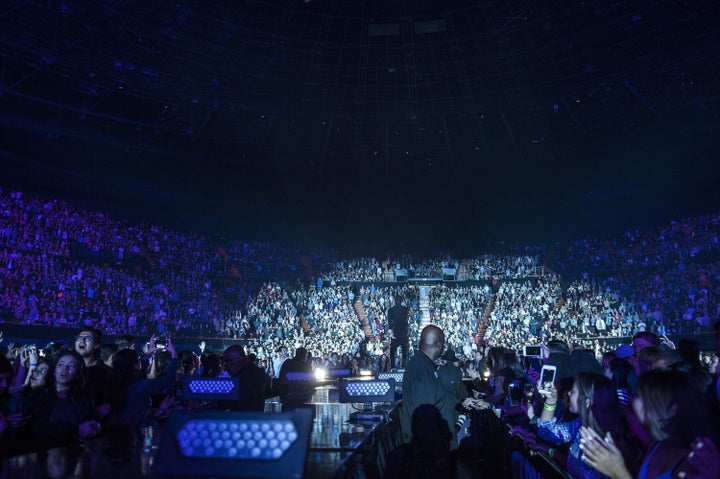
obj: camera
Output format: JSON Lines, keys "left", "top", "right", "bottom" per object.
{"left": 155, "top": 338, "right": 168, "bottom": 348}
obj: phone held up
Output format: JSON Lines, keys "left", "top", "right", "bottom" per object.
{"left": 538, "top": 364, "right": 556, "bottom": 393}
{"left": 523, "top": 345, "right": 543, "bottom": 358}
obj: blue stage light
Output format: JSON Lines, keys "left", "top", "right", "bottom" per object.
{"left": 338, "top": 378, "right": 396, "bottom": 403}
{"left": 378, "top": 371, "right": 404, "bottom": 386}
{"left": 181, "top": 377, "right": 239, "bottom": 400}
{"left": 153, "top": 410, "right": 313, "bottom": 479}
{"left": 176, "top": 418, "right": 298, "bottom": 459}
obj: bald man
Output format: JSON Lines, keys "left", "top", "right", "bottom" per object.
{"left": 400, "top": 325, "right": 448, "bottom": 443}
{"left": 220, "top": 345, "right": 268, "bottom": 411}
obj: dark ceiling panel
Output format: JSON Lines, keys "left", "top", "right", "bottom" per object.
{"left": 0, "top": 0, "right": 718, "bottom": 248}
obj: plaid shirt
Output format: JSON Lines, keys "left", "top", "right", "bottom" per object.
{"left": 538, "top": 417, "right": 609, "bottom": 479}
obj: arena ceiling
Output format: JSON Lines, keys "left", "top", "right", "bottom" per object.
{"left": 1, "top": 1, "right": 719, "bottom": 251}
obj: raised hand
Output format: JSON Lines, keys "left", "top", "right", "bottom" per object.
{"left": 676, "top": 437, "right": 720, "bottom": 479}
{"left": 78, "top": 420, "right": 102, "bottom": 439}
{"left": 579, "top": 427, "right": 632, "bottom": 479}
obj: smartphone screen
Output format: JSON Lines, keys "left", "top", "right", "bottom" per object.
{"left": 524, "top": 346, "right": 542, "bottom": 357}
{"left": 540, "top": 367, "right": 556, "bottom": 390}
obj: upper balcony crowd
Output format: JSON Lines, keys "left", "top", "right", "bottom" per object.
{"left": 0, "top": 186, "right": 717, "bottom": 359}
{"left": 1, "top": 186, "right": 719, "bottom": 478}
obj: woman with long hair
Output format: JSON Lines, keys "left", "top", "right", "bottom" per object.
{"left": 23, "top": 350, "right": 101, "bottom": 448}
{"left": 581, "top": 368, "right": 720, "bottom": 479}
{"left": 537, "top": 372, "right": 640, "bottom": 478}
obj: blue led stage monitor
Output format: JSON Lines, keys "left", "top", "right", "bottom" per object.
{"left": 153, "top": 409, "right": 313, "bottom": 478}
{"left": 181, "top": 376, "right": 240, "bottom": 401}
{"left": 378, "top": 371, "right": 404, "bottom": 387}
{"left": 338, "top": 378, "right": 396, "bottom": 403}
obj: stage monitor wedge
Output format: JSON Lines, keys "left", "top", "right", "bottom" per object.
{"left": 153, "top": 409, "right": 313, "bottom": 479}
{"left": 338, "top": 378, "right": 396, "bottom": 403}
{"left": 378, "top": 371, "right": 404, "bottom": 387}
{"left": 181, "top": 376, "right": 240, "bottom": 401}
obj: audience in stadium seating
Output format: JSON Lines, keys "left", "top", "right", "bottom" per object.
{"left": 1, "top": 186, "right": 720, "bottom": 477}
{"left": 2, "top": 187, "right": 718, "bottom": 353}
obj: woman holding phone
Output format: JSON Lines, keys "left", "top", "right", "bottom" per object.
{"left": 109, "top": 335, "right": 179, "bottom": 429}
{"left": 536, "top": 372, "right": 640, "bottom": 479}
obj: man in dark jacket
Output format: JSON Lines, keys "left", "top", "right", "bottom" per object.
{"left": 221, "top": 345, "right": 267, "bottom": 411}
{"left": 277, "top": 347, "right": 314, "bottom": 409}
{"left": 74, "top": 327, "right": 112, "bottom": 408}
{"left": 401, "top": 325, "right": 446, "bottom": 443}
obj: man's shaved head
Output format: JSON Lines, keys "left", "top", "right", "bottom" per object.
{"left": 419, "top": 325, "right": 445, "bottom": 361}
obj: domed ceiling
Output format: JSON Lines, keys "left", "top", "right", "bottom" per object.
{"left": 1, "top": 1, "right": 719, "bottom": 250}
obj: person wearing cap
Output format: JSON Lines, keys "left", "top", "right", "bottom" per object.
{"left": 566, "top": 343, "right": 603, "bottom": 380}
{"left": 438, "top": 349, "right": 465, "bottom": 402}
{"left": 437, "top": 348, "right": 467, "bottom": 449}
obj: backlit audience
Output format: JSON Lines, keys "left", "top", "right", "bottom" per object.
{"left": 0, "top": 186, "right": 719, "bottom": 478}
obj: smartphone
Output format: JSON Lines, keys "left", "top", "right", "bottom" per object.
{"left": 538, "top": 365, "right": 557, "bottom": 392}
{"left": 523, "top": 345, "right": 543, "bottom": 358}
{"left": 507, "top": 380, "right": 523, "bottom": 405}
